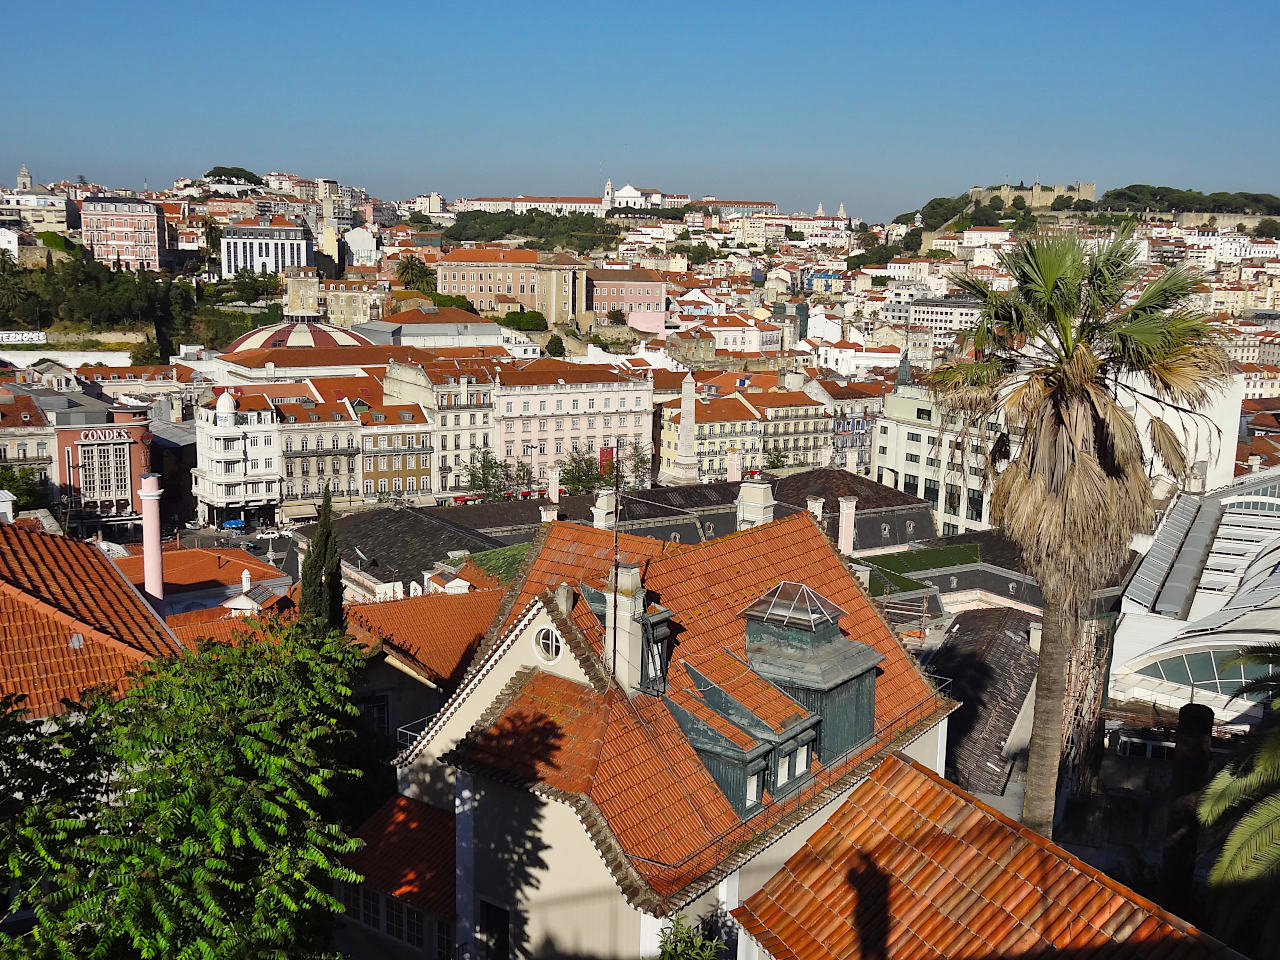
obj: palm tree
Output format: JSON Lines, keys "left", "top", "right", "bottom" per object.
{"left": 1198, "top": 644, "right": 1280, "bottom": 953}
{"left": 396, "top": 253, "right": 435, "bottom": 294}
{"left": 927, "top": 232, "right": 1230, "bottom": 836}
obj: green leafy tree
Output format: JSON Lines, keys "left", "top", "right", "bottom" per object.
{"left": 988, "top": 195, "right": 1005, "bottom": 212}
{"left": 1050, "top": 194, "right": 1076, "bottom": 211}
{"left": 1011, "top": 195, "right": 1027, "bottom": 211}
{"left": 1198, "top": 644, "right": 1280, "bottom": 951}
{"left": 763, "top": 447, "right": 789, "bottom": 470}
{"left": 902, "top": 227, "right": 924, "bottom": 253}
{"left": 406, "top": 211, "right": 434, "bottom": 230}
{"left": 299, "top": 487, "right": 343, "bottom": 634}
{"left": 545, "top": 333, "right": 566, "bottom": 357}
{"left": 557, "top": 447, "right": 606, "bottom": 495}
{"left": 615, "top": 440, "right": 652, "bottom": 490}
{"left": 1255, "top": 218, "right": 1280, "bottom": 239}
{"left": 232, "top": 266, "right": 263, "bottom": 303}
{"left": 498, "top": 310, "right": 547, "bottom": 332}
{"left": 970, "top": 202, "right": 1002, "bottom": 227}
{"left": 0, "top": 464, "right": 47, "bottom": 510}
{"left": 0, "top": 620, "right": 363, "bottom": 959}
{"left": 606, "top": 308, "right": 626, "bottom": 325}
{"left": 129, "top": 337, "right": 162, "bottom": 365}
{"left": 1072, "top": 198, "right": 1095, "bottom": 213}
{"left": 463, "top": 448, "right": 508, "bottom": 499}
{"left": 927, "top": 231, "right": 1230, "bottom": 837}
{"left": 204, "top": 165, "right": 263, "bottom": 185}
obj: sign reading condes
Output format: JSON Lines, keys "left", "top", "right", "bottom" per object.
{"left": 0, "top": 331, "right": 47, "bottom": 344}
{"left": 79, "top": 428, "right": 134, "bottom": 442}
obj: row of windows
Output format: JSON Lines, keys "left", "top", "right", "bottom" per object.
{"left": 507, "top": 435, "right": 643, "bottom": 458}
{"left": 364, "top": 477, "right": 429, "bottom": 494}
{"left": 504, "top": 415, "right": 645, "bottom": 432}
{"left": 337, "top": 882, "right": 448, "bottom": 956}
{"left": 505, "top": 395, "right": 645, "bottom": 413}
{"left": 364, "top": 455, "right": 423, "bottom": 471}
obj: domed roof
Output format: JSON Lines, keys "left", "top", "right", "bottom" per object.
{"left": 215, "top": 390, "right": 237, "bottom": 413}
{"left": 223, "top": 321, "right": 372, "bottom": 353}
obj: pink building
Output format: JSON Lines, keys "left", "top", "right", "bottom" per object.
{"left": 81, "top": 197, "right": 169, "bottom": 271}
{"left": 586, "top": 268, "right": 666, "bottom": 334}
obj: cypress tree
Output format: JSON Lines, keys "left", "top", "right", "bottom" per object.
{"left": 300, "top": 487, "right": 337, "bottom": 630}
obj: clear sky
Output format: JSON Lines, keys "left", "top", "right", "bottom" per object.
{"left": 2, "top": 0, "right": 1276, "bottom": 222}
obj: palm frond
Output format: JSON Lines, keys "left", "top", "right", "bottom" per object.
{"left": 1209, "top": 792, "right": 1280, "bottom": 885}
{"left": 1147, "top": 417, "right": 1189, "bottom": 480}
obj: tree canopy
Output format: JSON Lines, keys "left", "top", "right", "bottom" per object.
{"left": 0, "top": 465, "right": 47, "bottom": 511}
{"left": 1099, "top": 184, "right": 1280, "bottom": 215}
{"left": 0, "top": 619, "right": 364, "bottom": 959}
{"left": 204, "top": 165, "right": 263, "bottom": 185}
{"left": 846, "top": 244, "right": 903, "bottom": 269}
{"left": 443, "top": 210, "right": 622, "bottom": 254}
{"left": 545, "top": 333, "right": 566, "bottom": 357}
{"left": 1255, "top": 218, "right": 1280, "bottom": 239}
{"left": 556, "top": 448, "right": 608, "bottom": 495}
{"left": 299, "top": 487, "right": 344, "bottom": 634}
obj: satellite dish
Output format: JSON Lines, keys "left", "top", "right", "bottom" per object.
{"left": 354, "top": 546, "right": 369, "bottom": 562}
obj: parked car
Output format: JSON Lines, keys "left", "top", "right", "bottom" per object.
{"left": 255, "top": 529, "right": 284, "bottom": 541}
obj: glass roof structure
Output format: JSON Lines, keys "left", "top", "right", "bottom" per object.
{"left": 740, "top": 582, "right": 846, "bottom": 630}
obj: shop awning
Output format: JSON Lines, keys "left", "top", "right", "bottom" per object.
{"left": 282, "top": 504, "right": 319, "bottom": 520}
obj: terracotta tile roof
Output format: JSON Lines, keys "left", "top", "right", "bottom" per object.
{"left": 346, "top": 795, "right": 455, "bottom": 917}
{"left": 447, "top": 517, "right": 950, "bottom": 909}
{"left": 114, "top": 548, "right": 285, "bottom": 594}
{"left": 732, "top": 754, "right": 1243, "bottom": 960}
{"left": 498, "top": 357, "right": 641, "bottom": 387}
{"left": 438, "top": 248, "right": 538, "bottom": 264}
{"left": 0, "top": 525, "right": 180, "bottom": 716}
{"left": 348, "top": 589, "right": 502, "bottom": 687}
{"left": 0, "top": 393, "right": 49, "bottom": 428}
{"left": 454, "top": 560, "right": 502, "bottom": 591}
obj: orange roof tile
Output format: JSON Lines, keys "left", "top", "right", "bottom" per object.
{"left": 346, "top": 795, "right": 454, "bottom": 917}
{"left": 732, "top": 754, "right": 1242, "bottom": 960}
{"left": 115, "top": 548, "right": 285, "bottom": 594}
{"left": 349, "top": 589, "right": 502, "bottom": 687}
{"left": 0, "top": 525, "right": 180, "bottom": 716}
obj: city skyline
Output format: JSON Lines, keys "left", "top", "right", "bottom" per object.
{"left": 3, "top": 0, "right": 1277, "bottom": 221}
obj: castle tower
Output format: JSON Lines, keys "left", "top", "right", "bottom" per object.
{"left": 15, "top": 164, "right": 31, "bottom": 192}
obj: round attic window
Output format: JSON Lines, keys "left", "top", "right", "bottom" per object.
{"left": 534, "top": 626, "right": 563, "bottom": 664}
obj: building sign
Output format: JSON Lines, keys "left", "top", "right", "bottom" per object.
{"left": 78, "top": 428, "right": 134, "bottom": 443}
{"left": 0, "top": 331, "right": 47, "bottom": 344}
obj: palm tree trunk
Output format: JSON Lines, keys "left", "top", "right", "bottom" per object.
{"left": 1023, "top": 604, "right": 1071, "bottom": 837}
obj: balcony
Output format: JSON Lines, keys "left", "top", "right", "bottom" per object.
{"left": 396, "top": 715, "right": 436, "bottom": 748}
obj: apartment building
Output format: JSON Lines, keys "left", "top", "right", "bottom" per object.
{"left": 0, "top": 389, "right": 56, "bottom": 489}
{"left": 658, "top": 392, "right": 763, "bottom": 483}
{"left": 383, "top": 362, "right": 496, "bottom": 492}
{"left": 191, "top": 392, "right": 283, "bottom": 528}
{"left": 220, "top": 215, "right": 315, "bottom": 278}
{"left": 754, "top": 392, "right": 833, "bottom": 469}
{"left": 494, "top": 359, "right": 653, "bottom": 482}
{"left": 284, "top": 272, "right": 392, "bottom": 325}
{"left": 81, "top": 197, "right": 168, "bottom": 271}
{"left": 276, "top": 398, "right": 362, "bottom": 519}
{"left": 809, "top": 380, "right": 885, "bottom": 475}
{"left": 353, "top": 399, "right": 434, "bottom": 500}
{"left": 433, "top": 249, "right": 587, "bottom": 325}
{"left": 871, "top": 384, "right": 999, "bottom": 536}
{"left": 585, "top": 268, "right": 666, "bottom": 319}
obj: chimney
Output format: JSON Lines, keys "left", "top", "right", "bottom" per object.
{"left": 727, "top": 447, "right": 744, "bottom": 483}
{"left": 736, "top": 479, "right": 775, "bottom": 530}
{"left": 837, "top": 496, "right": 858, "bottom": 555}
{"left": 555, "top": 581, "right": 573, "bottom": 615}
{"left": 547, "top": 466, "right": 561, "bottom": 504}
{"left": 540, "top": 505, "right": 558, "bottom": 523}
{"left": 138, "top": 473, "right": 164, "bottom": 611}
{"left": 1249, "top": 454, "right": 1262, "bottom": 473}
{"left": 849, "top": 564, "right": 872, "bottom": 590}
{"left": 241, "top": 568, "right": 251, "bottom": 594}
{"left": 783, "top": 370, "right": 805, "bottom": 391}
{"left": 1028, "top": 622, "right": 1042, "bottom": 653}
{"left": 592, "top": 489, "right": 616, "bottom": 530}
{"left": 604, "top": 564, "right": 644, "bottom": 689}
{"left": 806, "top": 496, "right": 825, "bottom": 522}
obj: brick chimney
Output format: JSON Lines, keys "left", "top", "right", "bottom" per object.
{"left": 837, "top": 496, "right": 858, "bottom": 555}
{"left": 138, "top": 473, "right": 164, "bottom": 611}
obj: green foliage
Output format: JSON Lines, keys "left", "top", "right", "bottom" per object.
{"left": 783, "top": 227, "right": 804, "bottom": 241}
{"left": 545, "top": 333, "right": 566, "bottom": 357}
{"left": 606, "top": 203, "right": 714, "bottom": 223}
{"left": 427, "top": 292, "right": 478, "bottom": 313}
{"left": 396, "top": 253, "right": 436, "bottom": 294}
{"left": 1255, "top": 218, "right": 1280, "bottom": 239}
{"left": 918, "top": 195, "right": 970, "bottom": 230}
{"left": 763, "top": 447, "right": 789, "bottom": 470}
{"left": 231, "top": 267, "right": 281, "bottom": 303}
{"left": 1072, "top": 198, "right": 1095, "bottom": 212}
{"left": 668, "top": 242, "right": 720, "bottom": 266}
{"left": 605, "top": 308, "right": 627, "bottom": 325}
{"left": 498, "top": 310, "right": 548, "bottom": 332}
{"left": 467, "top": 542, "right": 531, "bottom": 584}
{"left": 987, "top": 196, "right": 1005, "bottom": 212}
{"left": 204, "top": 165, "right": 263, "bottom": 185}
{"left": 0, "top": 620, "right": 363, "bottom": 959}
{"left": 601, "top": 440, "right": 652, "bottom": 491}
{"left": 1011, "top": 195, "right": 1027, "bottom": 211}
{"left": 902, "top": 227, "right": 924, "bottom": 253}
{"left": 871, "top": 276, "right": 891, "bottom": 287}
{"left": 128, "top": 337, "right": 161, "bottom": 365}
{"left": 676, "top": 228, "right": 691, "bottom": 240}
{"left": 1099, "top": 184, "right": 1280, "bottom": 215}
{"left": 405, "top": 211, "right": 434, "bottom": 230}
{"left": 846, "top": 244, "right": 903, "bottom": 269}
{"left": 1050, "top": 194, "right": 1075, "bottom": 211}
{"left": 299, "top": 488, "right": 344, "bottom": 634}
{"left": 557, "top": 447, "right": 607, "bottom": 495}
{"left": 655, "top": 913, "right": 723, "bottom": 960}
{"left": 0, "top": 251, "right": 194, "bottom": 334}
{"left": 970, "top": 201, "right": 1002, "bottom": 226}
{"left": 0, "top": 464, "right": 46, "bottom": 510}
{"left": 443, "top": 210, "right": 622, "bottom": 254}
{"left": 35, "top": 232, "right": 73, "bottom": 253}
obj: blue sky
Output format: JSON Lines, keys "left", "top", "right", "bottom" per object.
{"left": 2, "top": 0, "right": 1276, "bottom": 222}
